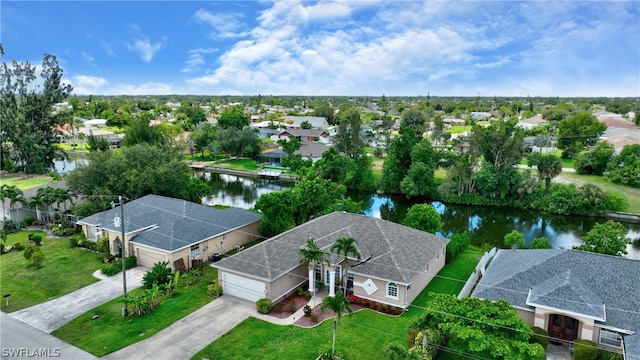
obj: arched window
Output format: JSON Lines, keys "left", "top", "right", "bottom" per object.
{"left": 386, "top": 282, "right": 398, "bottom": 299}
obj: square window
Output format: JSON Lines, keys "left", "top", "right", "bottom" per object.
{"left": 599, "top": 329, "right": 622, "bottom": 348}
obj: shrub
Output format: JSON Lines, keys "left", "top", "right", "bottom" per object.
{"left": 101, "top": 264, "right": 120, "bottom": 276}
{"left": 69, "top": 233, "right": 85, "bottom": 248}
{"left": 24, "top": 244, "right": 45, "bottom": 266}
{"left": 446, "top": 231, "right": 471, "bottom": 261}
{"left": 573, "top": 339, "right": 598, "bottom": 360}
{"left": 256, "top": 298, "right": 272, "bottom": 314}
{"left": 22, "top": 216, "right": 35, "bottom": 227}
{"left": 125, "top": 255, "right": 137, "bottom": 269}
{"left": 287, "top": 300, "right": 296, "bottom": 313}
{"left": 529, "top": 237, "right": 552, "bottom": 250}
{"left": 207, "top": 283, "right": 223, "bottom": 298}
{"left": 96, "top": 237, "right": 110, "bottom": 254}
{"left": 530, "top": 327, "right": 549, "bottom": 350}
{"left": 13, "top": 242, "right": 25, "bottom": 251}
{"left": 599, "top": 350, "right": 624, "bottom": 360}
{"left": 309, "top": 313, "right": 318, "bottom": 323}
{"left": 30, "top": 234, "right": 43, "bottom": 246}
{"left": 142, "top": 262, "right": 172, "bottom": 289}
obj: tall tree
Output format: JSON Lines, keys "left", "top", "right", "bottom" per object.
{"left": 574, "top": 220, "right": 631, "bottom": 256}
{"left": 320, "top": 290, "right": 353, "bottom": 359}
{"left": 402, "top": 204, "right": 442, "bottom": 234}
{"left": 217, "top": 105, "right": 250, "bottom": 129}
{"left": 606, "top": 144, "right": 640, "bottom": 188}
{"left": 333, "top": 107, "right": 364, "bottom": 159}
{"left": 1, "top": 51, "right": 73, "bottom": 173}
{"left": 536, "top": 154, "right": 563, "bottom": 194}
{"left": 557, "top": 111, "right": 606, "bottom": 158}
{"left": 1, "top": 184, "right": 26, "bottom": 229}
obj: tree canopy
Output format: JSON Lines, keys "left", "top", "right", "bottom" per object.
{"left": 557, "top": 111, "right": 606, "bottom": 158}
{"left": 402, "top": 204, "right": 442, "bottom": 234}
{"left": 66, "top": 143, "right": 211, "bottom": 207}
{"left": 1, "top": 51, "right": 73, "bottom": 173}
{"left": 574, "top": 220, "right": 631, "bottom": 256}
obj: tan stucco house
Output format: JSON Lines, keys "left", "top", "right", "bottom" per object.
{"left": 77, "top": 195, "right": 262, "bottom": 270}
{"left": 213, "top": 212, "right": 449, "bottom": 307}
{"left": 472, "top": 249, "right": 640, "bottom": 359}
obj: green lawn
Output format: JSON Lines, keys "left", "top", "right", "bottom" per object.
{"left": 447, "top": 125, "right": 472, "bottom": 134}
{"left": 53, "top": 266, "right": 217, "bottom": 357}
{"left": 0, "top": 232, "right": 103, "bottom": 312}
{"left": 56, "top": 143, "right": 89, "bottom": 152}
{"left": 192, "top": 247, "right": 484, "bottom": 360}
{"left": 219, "top": 158, "right": 259, "bottom": 171}
{"left": 0, "top": 174, "right": 55, "bottom": 190}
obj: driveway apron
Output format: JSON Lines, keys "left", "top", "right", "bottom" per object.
{"left": 8, "top": 267, "right": 146, "bottom": 333}
{"left": 103, "top": 296, "right": 254, "bottom": 360}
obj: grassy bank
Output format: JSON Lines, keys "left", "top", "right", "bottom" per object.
{"left": 192, "top": 247, "right": 484, "bottom": 360}
{"left": 0, "top": 231, "right": 103, "bottom": 312}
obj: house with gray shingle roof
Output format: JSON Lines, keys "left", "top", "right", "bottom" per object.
{"left": 77, "top": 195, "right": 262, "bottom": 270}
{"left": 472, "top": 249, "right": 640, "bottom": 359}
{"left": 213, "top": 212, "right": 448, "bottom": 307}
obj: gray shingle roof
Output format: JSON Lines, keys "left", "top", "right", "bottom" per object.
{"left": 214, "top": 212, "right": 449, "bottom": 284}
{"left": 472, "top": 249, "right": 640, "bottom": 359}
{"left": 77, "top": 194, "right": 262, "bottom": 252}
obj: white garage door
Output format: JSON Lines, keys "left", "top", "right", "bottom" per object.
{"left": 136, "top": 247, "right": 166, "bottom": 268}
{"left": 222, "top": 272, "right": 266, "bottom": 302}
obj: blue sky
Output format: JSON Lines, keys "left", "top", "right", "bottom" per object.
{"left": 2, "top": 1, "right": 639, "bottom": 97}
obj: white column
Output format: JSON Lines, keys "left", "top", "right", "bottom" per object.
{"left": 329, "top": 267, "right": 336, "bottom": 297}
{"left": 308, "top": 266, "right": 315, "bottom": 293}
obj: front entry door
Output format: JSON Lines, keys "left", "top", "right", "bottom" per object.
{"left": 549, "top": 314, "right": 579, "bottom": 341}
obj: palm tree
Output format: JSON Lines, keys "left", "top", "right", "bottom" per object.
{"left": 299, "top": 238, "right": 328, "bottom": 294}
{"left": 36, "top": 187, "right": 57, "bottom": 222}
{"left": 27, "top": 193, "right": 45, "bottom": 222}
{"left": 383, "top": 343, "right": 422, "bottom": 360}
{"left": 537, "top": 154, "right": 562, "bottom": 194}
{"left": 330, "top": 237, "right": 361, "bottom": 294}
{"left": 53, "top": 188, "right": 73, "bottom": 214}
{"left": 1, "top": 185, "right": 26, "bottom": 229}
{"left": 321, "top": 290, "right": 353, "bottom": 359}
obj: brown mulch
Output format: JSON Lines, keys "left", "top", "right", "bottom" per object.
{"left": 264, "top": 294, "right": 369, "bottom": 327}
{"left": 294, "top": 303, "right": 366, "bottom": 328}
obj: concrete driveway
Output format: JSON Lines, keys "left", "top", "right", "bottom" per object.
{"left": 8, "top": 267, "right": 146, "bottom": 333}
{"left": 0, "top": 312, "right": 97, "bottom": 360}
{"left": 103, "top": 296, "right": 254, "bottom": 360}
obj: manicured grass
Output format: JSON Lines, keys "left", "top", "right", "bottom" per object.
{"left": 53, "top": 266, "right": 217, "bottom": 357}
{"left": 192, "top": 247, "right": 484, "bottom": 360}
{"left": 220, "top": 158, "right": 259, "bottom": 171}
{"left": 0, "top": 232, "right": 103, "bottom": 312}
{"left": 447, "top": 125, "right": 472, "bottom": 134}
{"left": 0, "top": 174, "right": 54, "bottom": 190}
{"left": 57, "top": 142, "right": 89, "bottom": 152}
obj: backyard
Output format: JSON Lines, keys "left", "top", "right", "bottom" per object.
{"left": 191, "top": 247, "right": 484, "bottom": 360}
{"left": 0, "top": 231, "right": 103, "bottom": 312}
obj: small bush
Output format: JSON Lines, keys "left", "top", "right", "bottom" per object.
{"left": 13, "top": 242, "right": 25, "bottom": 251}
{"left": 599, "top": 350, "right": 624, "bottom": 360}
{"left": 24, "top": 244, "right": 45, "bottom": 266}
{"left": 256, "top": 298, "right": 272, "bottom": 314}
{"left": 96, "top": 237, "right": 110, "bottom": 254}
{"left": 22, "top": 216, "right": 35, "bottom": 227}
{"left": 126, "top": 256, "right": 137, "bottom": 269}
{"left": 207, "top": 283, "right": 223, "bottom": 298}
{"left": 310, "top": 313, "right": 318, "bottom": 323}
{"left": 573, "top": 339, "right": 598, "bottom": 360}
{"left": 101, "top": 264, "right": 120, "bottom": 276}
{"left": 30, "top": 234, "right": 43, "bottom": 246}
{"left": 530, "top": 327, "right": 549, "bottom": 350}
{"left": 69, "top": 233, "right": 85, "bottom": 248}
{"left": 287, "top": 300, "right": 297, "bottom": 313}
{"left": 446, "top": 231, "right": 471, "bottom": 261}
{"left": 142, "top": 262, "right": 172, "bottom": 289}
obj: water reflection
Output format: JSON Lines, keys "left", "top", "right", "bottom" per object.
{"left": 192, "top": 173, "right": 640, "bottom": 259}
{"left": 197, "top": 172, "right": 291, "bottom": 209}
{"left": 355, "top": 193, "right": 640, "bottom": 259}
{"left": 54, "top": 156, "right": 87, "bottom": 174}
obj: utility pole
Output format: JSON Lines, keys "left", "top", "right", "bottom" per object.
{"left": 113, "top": 196, "right": 128, "bottom": 316}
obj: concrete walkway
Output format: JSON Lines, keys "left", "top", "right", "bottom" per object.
{"left": 8, "top": 267, "right": 146, "bottom": 333}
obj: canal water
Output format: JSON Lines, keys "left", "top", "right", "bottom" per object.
{"left": 195, "top": 172, "right": 640, "bottom": 259}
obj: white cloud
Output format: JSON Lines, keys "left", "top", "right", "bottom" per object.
{"left": 126, "top": 37, "right": 164, "bottom": 63}
{"left": 70, "top": 75, "right": 108, "bottom": 95}
{"left": 182, "top": 48, "right": 217, "bottom": 73}
{"left": 193, "top": 9, "right": 248, "bottom": 39}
